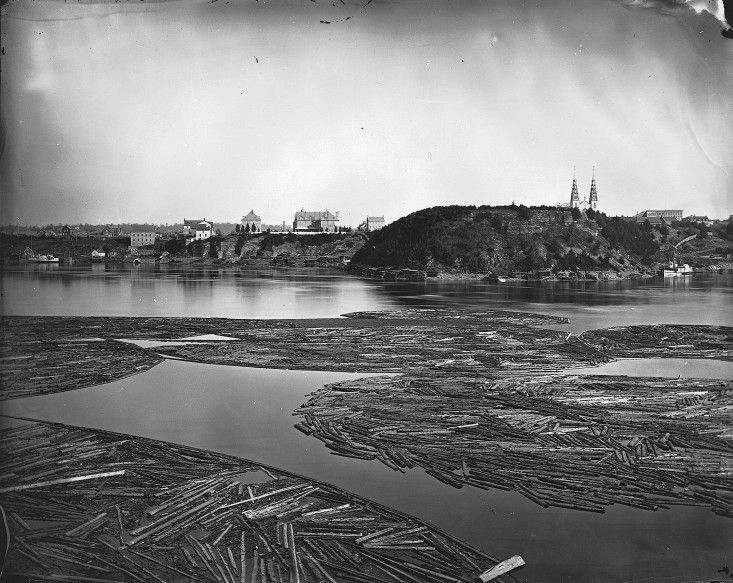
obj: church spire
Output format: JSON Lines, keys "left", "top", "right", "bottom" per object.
{"left": 570, "top": 167, "right": 580, "bottom": 208}
{"left": 589, "top": 166, "right": 598, "bottom": 210}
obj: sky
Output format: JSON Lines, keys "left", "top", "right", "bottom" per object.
{"left": 1, "top": 0, "right": 731, "bottom": 226}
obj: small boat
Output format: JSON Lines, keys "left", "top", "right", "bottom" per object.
{"left": 660, "top": 262, "right": 692, "bottom": 277}
{"left": 27, "top": 254, "right": 60, "bottom": 263}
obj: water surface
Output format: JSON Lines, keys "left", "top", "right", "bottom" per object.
{"left": 2, "top": 266, "right": 731, "bottom": 582}
{"left": 2, "top": 265, "right": 731, "bottom": 333}
{"left": 1, "top": 359, "right": 730, "bottom": 583}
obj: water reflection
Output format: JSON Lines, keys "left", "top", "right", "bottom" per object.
{"left": 569, "top": 358, "right": 733, "bottom": 379}
{"left": 371, "top": 274, "right": 732, "bottom": 332}
{"left": 2, "top": 266, "right": 731, "bottom": 333}
{"left": 1, "top": 265, "right": 397, "bottom": 319}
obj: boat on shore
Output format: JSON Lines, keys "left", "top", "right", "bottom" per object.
{"left": 27, "top": 253, "right": 60, "bottom": 263}
{"left": 660, "top": 262, "right": 692, "bottom": 277}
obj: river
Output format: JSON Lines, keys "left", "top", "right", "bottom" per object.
{"left": 1, "top": 265, "right": 731, "bottom": 582}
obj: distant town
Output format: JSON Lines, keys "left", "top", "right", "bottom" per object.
{"left": 0, "top": 208, "right": 387, "bottom": 264}
{"left": 2, "top": 208, "right": 385, "bottom": 239}
{"left": 0, "top": 175, "right": 729, "bottom": 270}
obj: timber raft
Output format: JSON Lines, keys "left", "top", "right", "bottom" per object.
{"left": 5, "top": 311, "right": 728, "bottom": 402}
{"left": 295, "top": 373, "right": 733, "bottom": 516}
{"left": 0, "top": 419, "right": 518, "bottom": 583}
{"left": 0, "top": 309, "right": 730, "bottom": 581}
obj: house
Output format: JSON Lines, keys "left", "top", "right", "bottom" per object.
{"left": 182, "top": 219, "right": 214, "bottom": 240}
{"left": 685, "top": 215, "right": 712, "bottom": 226}
{"left": 241, "top": 211, "right": 262, "bottom": 233}
{"left": 293, "top": 210, "right": 339, "bottom": 232}
{"left": 91, "top": 249, "right": 106, "bottom": 260}
{"left": 130, "top": 231, "right": 156, "bottom": 248}
{"left": 366, "top": 216, "right": 385, "bottom": 231}
{"left": 61, "top": 225, "right": 72, "bottom": 238}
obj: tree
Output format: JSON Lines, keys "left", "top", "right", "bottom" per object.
{"left": 208, "top": 237, "right": 220, "bottom": 258}
{"left": 164, "top": 236, "right": 186, "bottom": 255}
{"left": 189, "top": 240, "right": 205, "bottom": 257}
{"left": 235, "top": 224, "right": 241, "bottom": 233}
{"left": 244, "top": 224, "right": 250, "bottom": 233}
{"left": 516, "top": 205, "right": 532, "bottom": 221}
{"left": 571, "top": 207, "right": 581, "bottom": 221}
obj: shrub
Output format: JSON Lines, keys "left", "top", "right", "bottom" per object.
{"left": 516, "top": 205, "right": 532, "bottom": 221}
{"left": 208, "top": 236, "right": 221, "bottom": 258}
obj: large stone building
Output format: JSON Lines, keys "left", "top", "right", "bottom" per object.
{"left": 241, "top": 211, "right": 262, "bottom": 233}
{"left": 182, "top": 219, "right": 214, "bottom": 240}
{"left": 130, "top": 231, "right": 156, "bottom": 247}
{"left": 293, "top": 210, "right": 339, "bottom": 232}
{"left": 359, "top": 216, "right": 386, "bottom": 231}
{"left": 366, "top": 216, "right": 386, "bottom": 231}
{"left": 635, "top": 210, "right": 683, "bottom": 224}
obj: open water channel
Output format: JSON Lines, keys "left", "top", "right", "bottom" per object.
{"left": 1, "top": 265, "right": 731, "bottom": 582}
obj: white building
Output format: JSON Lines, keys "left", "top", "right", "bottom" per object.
{"left": 366, "top": 216, "right": 386, "bottom": 231}
{"left": 182, "top": 219, "right": 214, "bottom": 240}
{"left": 293, "top": 210, "right": 339, "bottom": 232}
{"left": 241, "top": 211, "right": 262, "bottom": 233}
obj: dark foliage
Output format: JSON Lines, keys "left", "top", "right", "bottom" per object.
{"left": 161, "top": 237, "right": 186, "bottom": 255}
{"left": 353, "top": 205, "right": 590, "bottom": 273}
{"left": 258, "top": 232, "right": 351, "bottom": 251}
{"left": 515, "top": 204, "right": 532, "bottom": 221}
{"left": 726, "top": 221, "right": 733, "bottom": 240}
{"left": 600, "top": 218, "right": 659, "bottom": 258}
{"left": 353, "top": 205, "right": 671, "bottom": 274}
{"left": 208, "top": 236, "right": 221, "bottom": 258}
{"left": 187, "top": 240, "right": 205, "bottom": 257}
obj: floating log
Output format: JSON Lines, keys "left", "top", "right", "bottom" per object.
{"left": 0, "top": 471, "right": 126, "bottom": 494}
{"left": 480, "top": 555, "right": 526, "bottom": 581}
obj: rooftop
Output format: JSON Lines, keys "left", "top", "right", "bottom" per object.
{"left": 294, "top": 210, "right": 339, "bottom": 221}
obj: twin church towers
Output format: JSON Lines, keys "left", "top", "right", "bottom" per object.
{"left": 569, "top": 167, "right": 598, "bottom": 211}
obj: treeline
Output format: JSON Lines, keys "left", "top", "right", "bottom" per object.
{"left": 352, "top": 204, "right": 658, "bottom": 274}
{"left": 598, "top": 216, "right": 659, "bottom": 258}
{"left": 234, "top": 231, "right": 356, "bottom": 255}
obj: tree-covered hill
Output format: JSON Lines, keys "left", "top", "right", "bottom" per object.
{"left": 351, "top": 205, "right": 732, "bottom": 276}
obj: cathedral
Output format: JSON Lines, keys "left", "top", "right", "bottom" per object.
{"left": 569, "top": 170, "right": 598, "bottom": 211}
